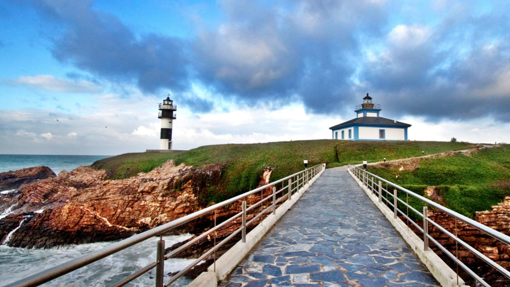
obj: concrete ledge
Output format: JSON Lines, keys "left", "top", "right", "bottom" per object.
{"left": 348, "top": 169, "right": 468, "bottom": 287}
{"left": 188, "top": 166, "right": 325, "bottom": 287}
{"left": 187, "top": 272, "right": 216, "bottom": 287}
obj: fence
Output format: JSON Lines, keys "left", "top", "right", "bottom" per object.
{"left": 350, "top": 165, "right": 510, "bottom": 287}
{"left": 7, "top": 164, "right": 324, "bottom": 287}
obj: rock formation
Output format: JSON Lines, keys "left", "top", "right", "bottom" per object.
{"left": 0, "top": 161, "right": 227, "bottom": 248}
{"left": 0, "top": 166, "right": 56, "bottom": 192}
{"left": 405, "top": 196, "right": 510, "bottom": 285}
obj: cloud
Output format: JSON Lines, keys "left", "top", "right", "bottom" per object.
{"left": 16, "top": 129, "right": 37, "bottom": 138}
{"left": 22, "top": 0, "right": 510, "bottom": 123}
{"left": 360, "top": 2, "right": 510, "bottom": 122}
{"left": 31, "top": 0, "right": 190, "bottom": 93}
{"left": 40, "top": 132, "right": 53, "bottom": 140}
{"left": 132, "top": 123, "right": 158, "bottom": 137}
{"left": 177, "top": 94, "right": 215, "bottom": 113}
{"left": 8, "top": 75, "right": 101, "bottom": 93}
{"left": 192, "top": 0, "right": 388, "bottom": 114}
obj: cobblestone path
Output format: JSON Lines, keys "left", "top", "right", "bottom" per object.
{"left": 221, "top": 168, "right": 438, "bottom": 287}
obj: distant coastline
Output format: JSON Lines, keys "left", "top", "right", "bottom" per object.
{"left": 0, "top": 154, "right": 111, "bottom": 174}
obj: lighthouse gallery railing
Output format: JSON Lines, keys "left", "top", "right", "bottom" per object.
{"left": 350, "top": 165, "right": 510, "bottom": 287}
{"left": 6, "top": 164, "right": 324, "bottom": 287}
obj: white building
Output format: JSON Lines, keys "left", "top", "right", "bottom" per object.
{"left": 329, "top": 94, "right": 411, "bottom": 141}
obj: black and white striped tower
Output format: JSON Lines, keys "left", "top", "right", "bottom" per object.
{"left": 158, "top": 95, "right": 177, "bottom": 150}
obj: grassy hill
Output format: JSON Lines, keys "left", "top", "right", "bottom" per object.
{"left": 92, "top": 140, "right": 474, "bottom": 203}
{"left": 367, "top": 145, "right": 510, "bottom": 218}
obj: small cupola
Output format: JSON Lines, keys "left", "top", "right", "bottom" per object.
{"left": 163, "top": 96, "right": 173, "bottom": 106}
{"left": 361, "top": 93, "right": 374, "bottom": 109}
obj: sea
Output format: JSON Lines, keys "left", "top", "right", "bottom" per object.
{"left": 0, "top": 154, "right": 111, "bottom": 174}
{"left": 0, "top": 155, "right": 194, "bottom": 286}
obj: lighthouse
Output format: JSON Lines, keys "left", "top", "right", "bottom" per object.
{"left": 158, "top": 95, "right": 177, "bottom": 150}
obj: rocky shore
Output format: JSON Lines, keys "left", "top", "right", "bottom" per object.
{"left": 0, "top": 161, "right": 230, "bottom": 248}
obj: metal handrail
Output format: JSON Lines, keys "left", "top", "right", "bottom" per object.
{"left": 7, "top": 164, "right": 324, "bottom": 287}
{"left": 350, "top": 165, "right": 510, "bottom": 286}
{"left": 355, "top": 104, "right": 381, "bottom": 110}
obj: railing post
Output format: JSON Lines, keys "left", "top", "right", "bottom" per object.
{"left": 423, "top": 206, "right": 429, "bottom": 250}
{"left": 288, "top": 179, "right": 292, "bottom": 200}
{"left": 155, "top": 237, "right": 165, "bottom": 287}
{"left": 242, "top": 201, "right": 246, "bottom": 243}
{"left": 394, "top": 188, "right": 398, "bottom": 219}
{"left": 378, "top": 180, "right": 382, "bottom": 203}
{"left": 272, "top": 186, "right": 276, "bottom": 214}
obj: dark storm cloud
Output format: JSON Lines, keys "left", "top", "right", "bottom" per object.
{"left": 26, "top": 0, "right": 510, "bottom": 122}
{"left": 193, "top": 0, "right": 387, "bottom": 114}
{"left": 177, "top": 95, "right": 215, "bottom": 114}
{"left": 31, "top": 0, "right": 190, "bottom": 93}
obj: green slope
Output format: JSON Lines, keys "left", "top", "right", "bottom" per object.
{"left": 92, "top": 140, "right": 474, "bottom": 204}
{"left": 367, "top": 145, "right": 510, "bottom": 218}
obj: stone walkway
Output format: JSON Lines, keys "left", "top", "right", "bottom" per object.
{"left": 221, "top": 168, "right": 438, "bottom": 287}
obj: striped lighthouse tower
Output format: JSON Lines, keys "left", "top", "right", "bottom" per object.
{"left": 158, "top": 94, "right": 177, "bottom": 150}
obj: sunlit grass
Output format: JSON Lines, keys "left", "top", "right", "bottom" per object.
{"left": 92, "top": 140, "right": 475, "bottom": 204}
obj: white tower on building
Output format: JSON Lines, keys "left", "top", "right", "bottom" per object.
{"left": 158, "top": 95, "right": 177, "bottom": 150}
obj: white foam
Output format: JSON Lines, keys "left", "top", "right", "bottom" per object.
{"left": 0, "top": 189, "right": 17, "bottom": 195}
{"left": 0, "top": 233, "right": 195, "bottom": 286}
{"left": 0, "top": 205, "right": 16, "bottom": 220}
{"left": 2, "top": 219, "right": 25, "bottom": 245}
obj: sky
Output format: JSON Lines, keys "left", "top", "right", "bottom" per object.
{"left": 1, "top": 0, "right": 509, "bottom": 155}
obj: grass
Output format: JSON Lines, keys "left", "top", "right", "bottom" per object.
{"left": 367, "top": 145, "right": 510, "bottom": 218}
{"left": 335, "top": 141, "right": 474, "bottom": 165}
{"left": 92, "top": 140, "right": 475, "bottom": 204}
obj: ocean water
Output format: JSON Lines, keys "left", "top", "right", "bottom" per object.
{"left": 0, "top": 154, "right": 111, "bottom": 174}
{"left": 0, "top": 234, "right": 195, "bottom": 286}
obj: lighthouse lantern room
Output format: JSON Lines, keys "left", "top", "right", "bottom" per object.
{"left": 158, "top": 94, "right": 177, "bottom": 150}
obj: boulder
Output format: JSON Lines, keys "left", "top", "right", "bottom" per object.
{"left": 0, "top": 166, "right": 56, "bottom": 191}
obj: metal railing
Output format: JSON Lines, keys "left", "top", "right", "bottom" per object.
{"left": 355, "top": 104, "right": 381, "bottom": 110}
{"left": 159, "top": 103, "right": 177, "bottom": 110}
{"left": 7, "top": 164, "right": 325, "bottom": 287}
{"left": 350, "top": 165, "right": 510, "bottom": 287}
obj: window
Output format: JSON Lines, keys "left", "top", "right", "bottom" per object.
{"left": 341, "top": 131, "right": 344, "bottom": 139}
{"left": 335, "top": 132, "right": 338, "bottom": 139}
{"left": 349, "top": 129, "right": 352, "bottom": 139}
{"left": 379, "top": 129, "right": 385, "bottom": 139}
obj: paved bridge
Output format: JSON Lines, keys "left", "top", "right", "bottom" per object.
{"left": 221, "top": 168, "right": 438, "bottom": 287}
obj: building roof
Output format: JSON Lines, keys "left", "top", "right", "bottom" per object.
{"left": 329, "top": 116, "right": 411, "bottom": 130}
{"left": 363, "top": 93, "right": 372, "bottom": 100}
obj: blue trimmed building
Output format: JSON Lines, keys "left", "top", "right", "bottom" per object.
{"left": 329, "top": 94, "right": 411, "bottom": 141}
